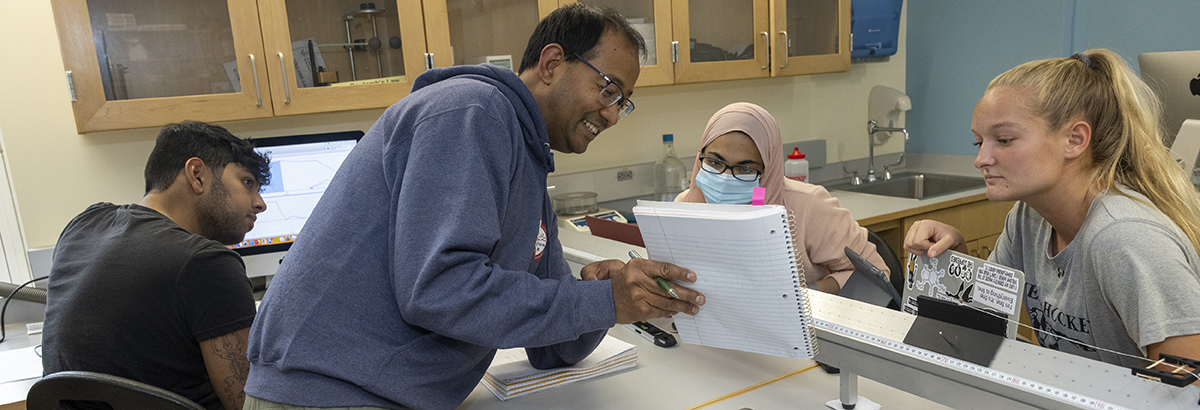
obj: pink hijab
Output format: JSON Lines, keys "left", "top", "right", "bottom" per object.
{"left": 679, "top": 102, "right": 793, "bottom": 208}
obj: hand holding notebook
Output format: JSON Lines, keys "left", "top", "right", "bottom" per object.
{"left": 604, "top": 257, "right": 703, "bottom": 322}
{"left": 632, "top": 200, "right": 818, "bottom": 359}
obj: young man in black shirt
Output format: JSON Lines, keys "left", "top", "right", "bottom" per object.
{"left": 42, "top": 121, "right": 270, "bottom": 410}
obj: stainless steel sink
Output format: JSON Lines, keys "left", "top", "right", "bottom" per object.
{"left": 827, "top": 172, "right": 985, "bottom": 199}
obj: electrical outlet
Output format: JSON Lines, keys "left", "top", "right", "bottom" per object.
{"left": 617, "top": 169, "right": 633, "bottom": 181}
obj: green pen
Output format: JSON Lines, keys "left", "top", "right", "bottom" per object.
{"left": 628, "top": 250, "right": 680, "bottom": 299}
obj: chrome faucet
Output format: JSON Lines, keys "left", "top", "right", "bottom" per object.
{"left": 867, "top": 120, "right": 909, "bottom": 183}
{"left": 842, "top": 164, "right": 862, "bottom": 186}
{"left": 883, "top": 153, "right": 905, "bottom": 180}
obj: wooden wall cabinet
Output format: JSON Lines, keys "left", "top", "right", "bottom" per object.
{"left": 257, "top": 0, "right": 430, "bottom": 117}
{"left": 52, "top": 0, "right": 432, "bottom": 133}
{"left": 671, "top": 0, "right": 772, "bottom": 84}
{"left": 770, "top": 0, "right": 851, "bottom": 77}
{"left": 565, "top": 0, "right": 849, "bottom": 86}
{"left": 565, "top": 0, "right": 675, "bottom": 87}
{"left": 673, "top": 0, "right": 850, "bottom": 84}
{"left": 423, "top": 0, "right": 559, "bottom": 71}
{"left": 52, "top": 0, "right": 851, "bottom": 133}
{"left": 52, "top": 0, "right": 275, "bottom": 132}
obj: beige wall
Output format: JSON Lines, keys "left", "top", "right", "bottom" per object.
{"left": 0, "top": 1, "right": 905, "bottom": 250}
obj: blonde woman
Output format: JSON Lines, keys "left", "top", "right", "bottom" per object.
{"left": 906, "top": 49, "right": 1200, "bottom": 367}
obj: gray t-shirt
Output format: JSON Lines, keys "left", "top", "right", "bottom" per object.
{"left": 990, "top": 187, "right": 1200, "bottom": 368}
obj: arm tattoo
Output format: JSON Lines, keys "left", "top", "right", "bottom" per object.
{"left": 209, "top": 332, "right": 249, "bottom": 408}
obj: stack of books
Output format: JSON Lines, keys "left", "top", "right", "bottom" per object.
{"left": 481, "top": 335, "right": 637, "bottom": 400}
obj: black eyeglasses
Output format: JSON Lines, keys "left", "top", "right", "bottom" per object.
{"left": 699, "top": 156, "right": 762, "bottom": 182}
{"left": 573, "top": 53, "right": 635, "bottom": 120}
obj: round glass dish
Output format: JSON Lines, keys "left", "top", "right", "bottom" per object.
{"left": 551, "top": 191, "right": 599, "bottom": 215}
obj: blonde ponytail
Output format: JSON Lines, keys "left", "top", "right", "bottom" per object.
{"left": 989, "top": 49, "right": 1200, "bottom": 255}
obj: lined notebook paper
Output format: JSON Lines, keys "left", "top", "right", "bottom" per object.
{"left": 481, "top": 335, "right": 637, "bottom": 400}
{"left": 633, "top": 200, "right": 817, "bottom": 359}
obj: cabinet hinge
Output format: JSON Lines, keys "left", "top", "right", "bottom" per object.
{"left": 424, "top": 53, "right": 434, "bottom": 70}
{"left": 671, "top": 41, "right": 678, "bottom": 63}
{"left": 65, "top": 71, "right": 77, "bottom": 102}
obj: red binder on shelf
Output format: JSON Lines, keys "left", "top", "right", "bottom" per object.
{"left": 585, "top": 215, "right": 644, "bottom": 247}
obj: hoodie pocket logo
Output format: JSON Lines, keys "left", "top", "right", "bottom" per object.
{"left": 534, "top": 220, "right": 547, "bottom": 262}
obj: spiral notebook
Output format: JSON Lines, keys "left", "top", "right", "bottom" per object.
{"left": 632, "top": 200, "right": 817, "bottom": 359}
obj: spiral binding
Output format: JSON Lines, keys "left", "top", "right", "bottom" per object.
{"left": 785, "top": 210, "right": 818, "bottom": 357}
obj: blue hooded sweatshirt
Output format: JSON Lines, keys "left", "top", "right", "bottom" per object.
{"left": 245, "top": 64, "right": 615, "bottom": 410}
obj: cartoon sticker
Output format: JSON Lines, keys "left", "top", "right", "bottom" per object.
{"left": 912, "top": 255, "right": 949, "bottom": 297}
{"left": 903, "top": 296, "right": 919, "bottom": 315}
{"left": 947, "top": 253, "right": 974, "bottom": 282}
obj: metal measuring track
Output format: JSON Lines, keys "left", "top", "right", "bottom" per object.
{"left": 809, "top": 291, "right": 1200, "bottom": 409}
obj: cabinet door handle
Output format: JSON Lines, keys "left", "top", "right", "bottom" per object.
{"left": 278, "top": 52, "right": 291, "bottom": 104}
{"left": 759, "top": 32, "right": 768, "bottom": 69}
{"left": 981, "top": 246, "right": 993, "bottom": 258}
{"left": 779, "top": 31, "right": 789, "bottom": 68}
{"left": 249, "top": 54, "right": 261, "bottom": 107}
{"left": 971, "top": 250, "right": 981, "bottom": 257}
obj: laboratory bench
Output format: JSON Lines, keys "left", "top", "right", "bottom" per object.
{"left": 0, "top": 308, "right": 953, "bottom": 410}
{"left": 456, "top": 319, "right": 953, "bottom": 410}
{"left": 548, "top": 229, "right": 1200, "bottom": 410}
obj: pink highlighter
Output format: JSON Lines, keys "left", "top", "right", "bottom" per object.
{"left": 751, "top": 187, "right": 766, "bottom": 205}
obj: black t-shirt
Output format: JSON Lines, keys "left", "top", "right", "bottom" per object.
{"left": 42, "top": 203, "right": 256, "bottom": 410}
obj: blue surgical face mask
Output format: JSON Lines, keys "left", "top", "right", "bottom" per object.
{"left": 695, "top": 163, "right": 760, "bottom": 205}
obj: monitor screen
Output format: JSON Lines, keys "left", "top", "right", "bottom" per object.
{"left": 231, "top": 130, "right": 362, "bottom": 259}
{"left": 1139, "top": 50, "right": 1200, "bottom": 144}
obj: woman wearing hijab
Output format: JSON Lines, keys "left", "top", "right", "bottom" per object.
{"left": 676, "top": 102, "right": 888, "bottom": 294}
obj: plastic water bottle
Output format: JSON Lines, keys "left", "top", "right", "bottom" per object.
{"left": 785, "top": 147, "right": 809, "bottom": 182}
{"left": 653, "top": 134, "right": 688, "bottom": 201}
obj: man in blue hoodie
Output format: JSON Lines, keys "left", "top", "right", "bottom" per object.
{"left": 244, "top": 4, "right": 706, "bottom": 410}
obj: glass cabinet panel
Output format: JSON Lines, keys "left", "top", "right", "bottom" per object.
{"left": 444, "top": 0, "right": 541, "bottom": 71}
{"left": 84, "top": 0, "right": 239, "bottom": 100}
{"left": 577, "top": 0, "right": 672, "bottom": 86}
{"left": 282, "top": 0, "right": 410, "bottom": 88}
{"left": 784, "top": 0, "right": 838, "bottom": 58}
{"left": 687, "top": 0, "right": 755, "bottom": 63}
{"left": 579, "top": 0, "right": 656, "bottom": 65}
{"left": 771, "top": 0, "right": 848, "bottom": 77}
{"left": 54, "top": 0, "right": 272, "bottom": 132}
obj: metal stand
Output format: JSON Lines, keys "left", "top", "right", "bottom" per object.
{"left": 826, "top": 372, "right": 880, "bottom": 410}
{"left": 840, "top": 372, "right": 857, "bottom": 408}
{"left": 343, "top": 15, "right": 358, "bottom": 81}
{"left": 353, "top": 5, "right": 386, "bottom": 77}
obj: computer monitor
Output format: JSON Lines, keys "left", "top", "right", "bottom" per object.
{"left": 232, "top": 130, "right": 363, "bottom": 277}
{"left": 1139, "top": 50, "right": 1200, "bottom": 145}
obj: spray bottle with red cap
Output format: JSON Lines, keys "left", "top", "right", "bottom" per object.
{"left": 785, "top": 147, "right": 809, "bottom": 182}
